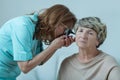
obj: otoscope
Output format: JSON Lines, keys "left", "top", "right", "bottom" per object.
{"left": 64, "top": 29, "right": 75, "bottom": 36}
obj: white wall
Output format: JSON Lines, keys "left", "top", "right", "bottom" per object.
{"left": 0, "top": 0, "right": 120, "bottom": 80}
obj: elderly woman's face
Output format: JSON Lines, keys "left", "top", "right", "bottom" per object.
{"left": 75, "top": 27, "right": 99, "bottom": 48}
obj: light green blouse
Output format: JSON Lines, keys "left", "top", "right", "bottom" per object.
{"left": 0, "top": 12, "right": 43, "bottom": 80}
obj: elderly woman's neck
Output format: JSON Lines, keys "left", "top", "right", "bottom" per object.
{"left": 77, "top": 48, "right": 100, "bottom": 63}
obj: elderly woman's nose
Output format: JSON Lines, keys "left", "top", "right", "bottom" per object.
{"left": 81, "top": 32, "right": 87, "bottom": 38}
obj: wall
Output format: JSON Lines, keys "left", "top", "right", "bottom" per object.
{"left": 0, "top": 0, "right": 120, "bottom": 80}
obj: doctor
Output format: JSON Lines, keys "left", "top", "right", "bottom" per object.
{"left": 0, "top": 4, "right": 76, "bottom": 80}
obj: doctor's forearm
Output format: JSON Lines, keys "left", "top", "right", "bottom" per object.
{"left": 18, "top": 45, "right": 58, "bottom": 73}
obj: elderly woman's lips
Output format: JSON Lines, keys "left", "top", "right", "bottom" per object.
{"left": 80, "top": 40, "right": 87, "bottom": 43}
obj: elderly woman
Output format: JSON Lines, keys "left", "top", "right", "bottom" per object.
{"left": 58, "top": 17, "right": 120, "bottom": 80}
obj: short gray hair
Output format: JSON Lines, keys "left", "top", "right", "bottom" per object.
{"left": 74, "top": 17, "right": 107, "bottom": 48}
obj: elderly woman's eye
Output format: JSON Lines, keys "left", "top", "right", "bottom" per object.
{"left": 89, "top": 33, "right": 93, "bottom": 35}
{"left": 88, "top": 32, "right": 94, "bottom": 35}
{"left": 79, "top": 29, "right": 83, "bottom": 32}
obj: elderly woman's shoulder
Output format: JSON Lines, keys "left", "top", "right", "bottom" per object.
{"left": 102, "top": 51, "right": 120, "bottom": 66}
{"left": 61, "top": 53, "right": 77, "bottom": 65}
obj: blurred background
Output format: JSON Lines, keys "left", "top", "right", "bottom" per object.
{"left": 0, "top": 0, "right": 120, "bottom": 80}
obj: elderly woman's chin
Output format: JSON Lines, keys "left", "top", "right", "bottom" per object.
{"left": 77, "top": 43, "right": 88, "bottom": 49}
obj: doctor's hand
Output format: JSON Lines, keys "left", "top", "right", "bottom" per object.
{"left": 50, "top": 35, "right": 75, "bottom": 50}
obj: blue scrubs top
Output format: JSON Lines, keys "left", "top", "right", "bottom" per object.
{"left": 0, "top": 12, "right": 43, "bottom": 79}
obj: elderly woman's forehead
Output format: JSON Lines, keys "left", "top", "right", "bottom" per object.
{"left": 78, "top": 26, "right": 95, "bottom": 31}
